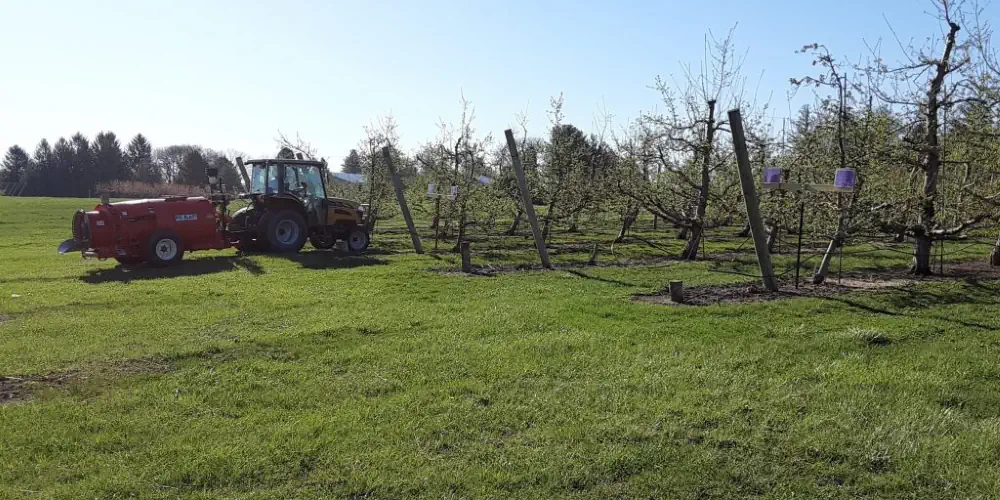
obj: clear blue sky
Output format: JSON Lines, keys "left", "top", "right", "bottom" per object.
{"left": 2, "top": 0, "right": 994, "bottom": 169}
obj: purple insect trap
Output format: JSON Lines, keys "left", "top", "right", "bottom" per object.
{"left": 834, "top": 168, "right": 857, "bottom": 189}
{"left": 763, "top": 167, "right": 783, "bottom": 185}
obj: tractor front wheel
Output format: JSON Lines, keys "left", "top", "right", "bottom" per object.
{"left": 147, "top": 230, "right": 184, "bottom": 267}
{"left": 309, "top": 232, "right": 336, "bottom": 250}
{"left": 346, "top": 228, "right": 370, "bottom": 253}
{"left": 265, "top": 210, "right": 307, "bottom": 253}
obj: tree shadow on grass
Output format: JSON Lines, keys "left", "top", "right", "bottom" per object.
{"left": 565, "top": 269, "right": 636, "bottom": 288}
{"left": 823, "top": 280, "right": 1000, "bottom": 331}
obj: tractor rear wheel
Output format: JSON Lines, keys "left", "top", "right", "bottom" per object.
{"left": 147, "top": 230, "right": 184, "bottom": 267}
{"left": 265, "top": 210, "right": 307, "bottom": 253}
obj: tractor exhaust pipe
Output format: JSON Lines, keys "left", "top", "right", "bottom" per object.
{"left": 235, "top": 157, "right": 251, "bottom": 192}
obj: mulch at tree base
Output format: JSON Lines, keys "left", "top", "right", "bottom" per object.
{"left": 635, "top": 261, "right": 1000, "bottom": 306}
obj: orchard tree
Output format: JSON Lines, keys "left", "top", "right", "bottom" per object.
{"left": 617, "top": 26, "right": 750, "bottom": 259}
{"left": 539, "top": 95, "right": 612, "bottom": 239}
{"left": 864, "top": 0, "right": 994, "bottom": 275}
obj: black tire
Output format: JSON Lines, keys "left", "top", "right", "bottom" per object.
{"left": 146, "top": 230, "right": 184, "bottom": 267}
{"left": 309, "top": 233, "right": 336, "bottom": 250}
{"left": 346, "top": 228, "right": 370, "bottom": 253}
{"left": 265, "top": 210, "right": 307, "bottom": 253}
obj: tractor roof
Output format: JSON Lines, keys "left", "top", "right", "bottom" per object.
{"left": 244, "top": 158, "right": 326, "bottom": 167}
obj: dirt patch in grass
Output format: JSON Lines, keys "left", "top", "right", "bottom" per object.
{"left": 0, "top": 371, "right": 77, "bottom": 405}
{"left": 635, "top": 265, "right": 1000, "bottom": 306}
{"left": 0, "top": 357, "right": 174, "bottom": 405}
{"left": 432, "top": 253, "right": 746, "bottom": 276}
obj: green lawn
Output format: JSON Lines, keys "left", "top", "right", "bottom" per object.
{"left": 2, "top": 196, "right": 1000, "bottom": 498}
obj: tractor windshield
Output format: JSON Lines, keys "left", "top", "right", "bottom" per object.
{"left": 248, "top": 163, "right": 325, "bottom": 199}
{"left": 286, "top": 165, "right": 326, "bottom": 200}
{"left": 249, "top": 165, "right": 279, "bottom": 194}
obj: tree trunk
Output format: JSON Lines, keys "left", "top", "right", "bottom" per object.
{"left": 691, "top": 99, "right": 716, "bottom": 254}
{"left": 736, "top": 221, "right": 751, "bottom": 237}
{"left": 812, "top": 236, "right": 844, "bottom": 284}
{"left": 568, "top": 211, "right": 580, "bottom": 232}
{"left": 681, "top": 223, "right": 702, "bottom": 260}
{"left": 505, "top": 209, "right": 522, "bottom": 236}
{"left": 615, "top": 205, "right": 639, "bottom": 243}
{"left": 912, "top": 235, "right": 933, "bottom": 276}
{"left": 910, "top": 21, "right": 958, "bottom": 275}
{"left": 766, "top": 224, "right": 780, "bottom": 253}
{"left": 541, "top": 198, "right": 557, "bottom": 241}
{"left": 991, "top": 233, "right": 1000, "bottom": 267}
{"left": 676, "top": 226, "right": 689, "bottom": 240}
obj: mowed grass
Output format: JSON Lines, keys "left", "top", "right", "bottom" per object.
{"left": 1, "top": 196, "right": 1000, "bottom": 499}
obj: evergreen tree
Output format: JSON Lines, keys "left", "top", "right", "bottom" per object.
{"left": 0, "top": 145, "right": 31, "bottom": 184}
{"left": 52, "top": 138, "right": 74, "bottom": 197}
{"left": 28, "top": 139, "right": 54, "bottom": 196}
{"left": 176, "top": 150, "right": 210, "bottom": 185}
{"left": 91, "top": 131, "right": 126, "bottom": 184}
{"left": 70, "top": 133, "right": 94, "bottom": 197}
{"left": 126, "top": 134, "right": 157, "bottom": 183}
{"left": 341, "top": 149, "right": 363, "bottom": 174}
{"left": 211, "top": 156, "right": 241, "bottom": 191}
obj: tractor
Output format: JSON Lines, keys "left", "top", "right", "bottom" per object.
{"left": 57, "top": 156, "right": 371, "bottom": 266}
{"left": 229, "top": 158, "right": 370, "bottom": 253}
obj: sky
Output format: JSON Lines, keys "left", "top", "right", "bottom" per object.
{"left": 2, "top": 0, "right": 996, "bottom": 170}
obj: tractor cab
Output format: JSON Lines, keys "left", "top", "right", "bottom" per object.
{"left": 229, "top": 158, "right": 370, "bottom": 253}
{"left": 245, "top": 159, "right": 328, "bottom": 226}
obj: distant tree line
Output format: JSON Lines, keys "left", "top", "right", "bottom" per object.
{"left": 0, "top": 132, "right": 242, "bottom": 197}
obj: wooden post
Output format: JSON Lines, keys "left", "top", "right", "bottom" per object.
{"left": 504, "top": 129, "right": 551, "bottom": 268}
{"left": 382, "top": 146, "right": 423, "bottom": 254}
{"left": 460, "top": 241, "right": 472, "bottom": 272}
{"left": 669, "top": 280, "right": 685, "bottom": 303}
{"left": 728, "top": 109, "right": 778, "bottom": 292}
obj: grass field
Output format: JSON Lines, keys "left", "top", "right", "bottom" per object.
{"left": 2, "top": 196, "right": 1000, "bottom": 498}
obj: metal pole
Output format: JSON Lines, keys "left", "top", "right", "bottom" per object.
{"left": 382, "top": 146, "right": 423, "bottom": 254}
{"left": 728, "top": 109, "right": 778, "bottom": 291}
{"left": 505, "top": 129, "right": 551, "bottom": 269}
{"left": 795, "top": 202, "right": 805, "bottom": 289}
